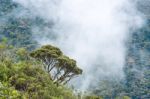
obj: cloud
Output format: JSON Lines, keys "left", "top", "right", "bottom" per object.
{"left": 13, "top": 0, "right": 144, "bottom": 90}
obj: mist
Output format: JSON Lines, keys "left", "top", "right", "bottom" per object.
{"left": 13, "top": 0, "right": 144, "bottom": 91}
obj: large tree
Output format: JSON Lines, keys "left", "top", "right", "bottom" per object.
{"left": 30, "top": 45, "right": 82, "bottom": 85}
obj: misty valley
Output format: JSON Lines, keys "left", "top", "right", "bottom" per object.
{"left": 0, "top": 0, "right": 149, "bottom": 99}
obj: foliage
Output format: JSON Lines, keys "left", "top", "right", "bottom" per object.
{"left": 0, "top": 82, "right": 22, "bottom": 99}
{"left": 83, "top": 95, "right": 103, "bottom": 99}
{"left": 0, "top": 0, "right": 37, "bottom": 50}
{"left": 0, "top": 0, "right": 150, "bottom": 98}
{"left": 0, "top": 43, "right": 77, "bottom": 99}
{"left": 115, "top": 96, "right": 131, "bottom": 99}
{"left": 124, "top": 20, "right": 150, "bottom": 99}
{"left": 30, "top": 45, "right": 82, "bottom": 85}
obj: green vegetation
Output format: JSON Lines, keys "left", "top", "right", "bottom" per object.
{"left": 0, "top": 43, "right": 78, "bottom": 99}
{"left": 0, "top": 0, "right": 149, "bottom": 98}
{"left": 124, "top": 20, "right": 150, "bottom": 99}
{"left": 30, "top": 45, "right": 82, "bottom": 85}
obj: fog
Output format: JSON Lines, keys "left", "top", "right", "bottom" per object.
{"left": 13, "top": 0, "right": 144, "bottom": 90}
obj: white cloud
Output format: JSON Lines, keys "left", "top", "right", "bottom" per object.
{"left": 13, "top": 0, "right": 144, "bottom": 90}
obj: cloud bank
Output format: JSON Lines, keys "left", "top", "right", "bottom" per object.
{"left": 13, "top": 0, "right": 144, "bottom": 90}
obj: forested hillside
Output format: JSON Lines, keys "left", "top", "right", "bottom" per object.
{"left": 124, "top": 20, "right": 150, "bottom": 99}
{"left": 0, "top": 0, "right": 77, "bottom": 98}
{"left": 91, "top": 4, "right": 150, "bottom": 99}
{"left": 0, "top": 0, "right": 149, "bottom": 99}
{"left": 124, "top": 1, "right": 150, "bottom": 98}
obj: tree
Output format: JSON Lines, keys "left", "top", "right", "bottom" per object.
{"left": 55, "top": 55, "right": 82, "bottom": 84}
{"left": 30, "top": 45, "right": 82, "bottom": 85}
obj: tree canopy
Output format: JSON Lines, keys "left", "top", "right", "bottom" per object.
{"left": 30, "top": 45, "right": 82, "bottom": 85}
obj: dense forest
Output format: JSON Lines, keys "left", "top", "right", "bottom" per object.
{"left": 0, "top": 0, "right": 149, "bottom": 99}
